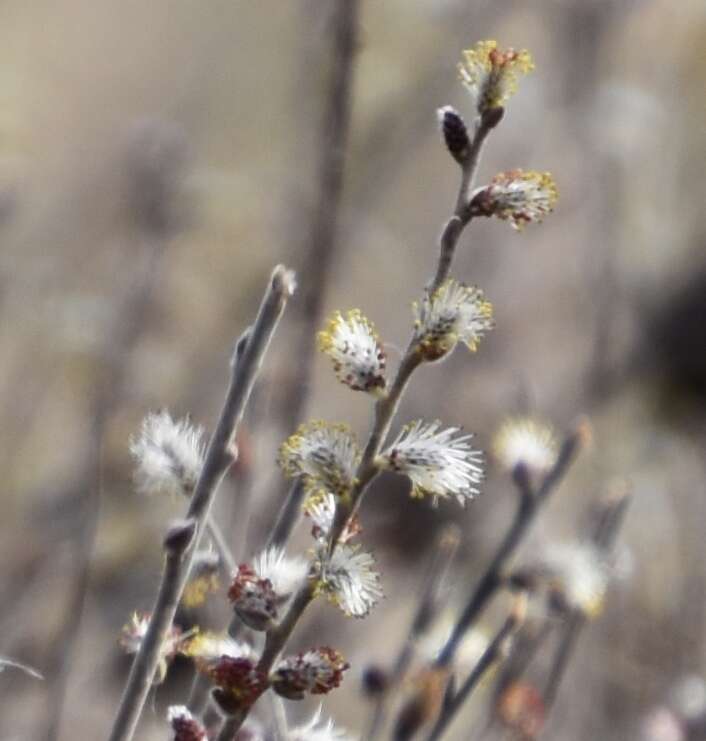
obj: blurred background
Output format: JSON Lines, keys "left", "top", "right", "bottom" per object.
{"left": 1, "top": 0, "right": 705, "bottom": 739}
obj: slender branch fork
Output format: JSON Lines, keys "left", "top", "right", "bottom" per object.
{"left": 434, "top": 427, "right": 583, "bottom": 672}
{"left": 541, "top": 489, "right": 631, "bottom": 714}
{"left": 216, "top": 104, "right": 499, "bottom": 738}
{"left": 367, "top": 527, "right": 461, "bottom": 740}
{"left": 425, "top": 595, "right": 528, "bottom": 741}
{"left": 107, "top": 265, "right": 295, "bottom": 741}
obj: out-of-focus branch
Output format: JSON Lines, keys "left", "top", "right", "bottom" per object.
{"left": 434, "top": 426, "right": 585, "bottom": 670}
{"left": 424, "top": 595, "right": 528, "bottom": 741}
{"left": 108, "top": 265, "right": 295, "bottom": 741}
{"left": 205, "top": 518, "right": 238, "bottom": 577}
{"left": 270, "top": 0, "right": 361, "bottom": 546}
{"left": 541, "top": 489, "right": 630, "bottom": 713}
{"left": 43, "top": 236, "right": 168, "bottom": 741}
{"left": 367, "top": 526, "right": 461, "bottom": 740}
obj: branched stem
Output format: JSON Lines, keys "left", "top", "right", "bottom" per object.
{"left": 434, "top": 428, "right": 583, "bottom": 670}
{"left": 432, "top": 116, "right": 494, "bottom": 293}
{"left": 217, "top": 77, "right": 499, "bottom": 740}
{"left": 542, "top": 489, "right": 630, "bottom": 713}
{"left": 425, "top": 601, "right": 524, "bottom": 741}
{"left": 108, "top": 265, "right": 295, "bottom": 741}
{"left": 367, "top": 526, "right": 461, "bottom": 740}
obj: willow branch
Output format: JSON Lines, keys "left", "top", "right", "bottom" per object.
{"left": 43, "top": 237, "right": 167, "bottom": 741}
{"left": 269, "top": 0, "right": 361, "bottom": 550}
{"left": 108, "top": 265, "right": 295, "bottom": 741}
{"left": 434, "top": 427, "right": 584, "bottom": 670}
{"left": 367, "top": 526, "right": 461, "bottom": 740}
{"left": 542, "top": 489, "right": 630, "bottom": 713}
{"left": 425, "top": 597, "right": 526, "bottom": 741}
{"left": 205, "top": 518, "right": 238, "bottom": 578}
{"left": 216, "top": 61, "right": 503, "bottom": 741}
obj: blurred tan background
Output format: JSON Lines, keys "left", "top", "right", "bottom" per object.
{"left": 1, "top": 0, "right": 706, "bottom": 739}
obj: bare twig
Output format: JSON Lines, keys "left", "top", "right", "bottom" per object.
{"left": 108, "top": 265, "right": 295, "bottom": 741}
{"left": 216, "top": 715, "right": 239, "bottom": 741}
{"left": 367, "top": 526, "right": 461, "bottom": 740}
{"left": 425, "top": 595, "right": 527, "bottom": 741}
{"left": 272, "top": 0, "right": 361, "bottom": 546}
{"left": 43, "top": 237, "right": 167, "bottom": 741}
{"left": 541, "top": 489, "right": 630, "bottom": 713}
{"left": 266, "top": 480, "right": 306, "bottom": 550}
{"left": 434, "top": 427, "right": 584, "bottom": 670}
{"left": 205, "top": 518, "right": 238, "bottom": 577}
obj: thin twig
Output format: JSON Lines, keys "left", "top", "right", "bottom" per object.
{"left": 216, "top": 715, "right": 238, "bottom": 741}
{"left": 266, "top": 480, "right": 306, "bottom": 550}
{"left": 432, "top": 114, "right": 495, "bottom": 294}
{"left": 366, "top": 526, "right": 461, "bottom": 740}
{"left": 271, "top": 0, "right": 361, "bottom": 545}
{"left": 434, "top": 428, "right": 584, "bottom": 670}
{"left": 205, "top": 518, "right": 238, "bottom": 577}
{"left": 108, "top": 265, "right": 295, "bottom": 741}
{"left": 43, "top": 237, "right": 167, "bottom": 741}
{"left": 425, "top": 597, "right": 527, "bottom": 741}
{"left": 541, "top": 490, "right": 630, "bottom": 713}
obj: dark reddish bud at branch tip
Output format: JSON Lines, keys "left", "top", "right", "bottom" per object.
{"left": 437, "top": 106, "right": 470, "bottom": 165}
{"left": 163, "top": 518, "right": 197, "bottom": 553}
{"left": 481, "top": 106, "right": 505, "bottom": 129}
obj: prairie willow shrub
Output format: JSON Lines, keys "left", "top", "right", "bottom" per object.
{"left": 120, "top": 612, "right": 185, "bottom": 683}
{"left": 271, "top": 647, "right": 350, "bottom": 700}
{"left": 287, "top": 706, "right": 356, "bottom": 741}
{"left": 166, "top": 706, "right": 207, "bottom": 741}
{"left": 413, "top": 278, "right": 494, "bottom": 362}
{"left": 469, "top": 170, "right": 558, "bottom": 230}
{"left": 458, "top": 39, "right": 534, "bottom": 115}
{"left": 493, "top": 416, "right": 558, "bottom": 478}
{"left": 313, "top": 543, "right": 383, "bottom": 618}
{"left": 228, "top": 547, "right": 308, "bottom": 630}
{"left": 278, "top": 421, "right": 361, "bottom": 497}
{"left": 317, "top": 309, "right": 387, "bottom": 394}
{"left": 129, "top": 410, "right": 204, "bottom": 497}
{"left": 379, "top": 420, "right": 484, "bottom": 506}
{"left": 304, "top": 490, "right": 362, "bottom": 544}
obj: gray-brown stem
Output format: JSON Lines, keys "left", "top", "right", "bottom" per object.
{"left": 108, "top": 265, "right": 295, "bottom": 741}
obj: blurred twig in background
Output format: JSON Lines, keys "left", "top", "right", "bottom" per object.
{"left": 269, "top": 0, "right": 361, "bottom": 552}
{"left": 42, "top": 118, "right": 190, "bottom": 741}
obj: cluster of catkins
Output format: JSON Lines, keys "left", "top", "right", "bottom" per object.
{"left": 122, "top": 40, "right": 565, "bottom": 740}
